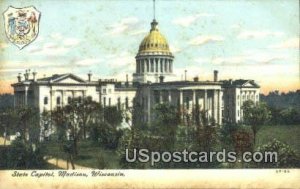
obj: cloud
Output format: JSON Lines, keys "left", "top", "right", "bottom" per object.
{"left": 1, "top": 60, "right": 68, "bottom": 70}
{"left": 30, "top": 46, "right": 68, "bottom": 56}
{"left": 237, "top": 30, "right": 284, "bottom": 39}
{"left": 188, "top": 35, "right": 224, "bottom": 46}
{"left": 169, "top": 45, "right": 181, "bottom": 53}
{"left": 50, "top": 33, "right": 63, "bottom": 40}
{"left": 128, "top": 29, "right": 147, "bottom": 36}
{"left": 211, "top": 51, "right": 289, "bottom": 65}
{"left": 73, "top": 58, "right": 102, "bottom": 66}
{"left": 230, "top": 24, "right": 242, "bottom": 30}
{"left": 63, "top": 38, "right": 80, "bottom": 47}
{"left": 269, "top": 37, "right": 299, "bottom": 49}
{"left": 107, "top": 17, "right": 141, "bottom": 36}
{"left": 172, "top": 13, "right": 214, "bottom": 27}
{"left": 105, "top": 52, "right": 135, "bottom": 75}
{"left": 26, "top": 34, "right": 80, "bottom": 56}
{"left": 0, "top": 68, "right": 24, "bottom": 73}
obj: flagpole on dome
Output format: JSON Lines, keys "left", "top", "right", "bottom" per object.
{"left": 151, "top": 0, "right": 158, "bottom": 31}
{"left": 153, "top": 0, "right": 156, "bottom": 20}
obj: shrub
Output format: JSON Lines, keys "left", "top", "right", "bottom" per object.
{"left": 7, "top": 138, "right": 46, "bottom": 169}
{"left": 256, "top": 139, "right": 300, "bottom": 168}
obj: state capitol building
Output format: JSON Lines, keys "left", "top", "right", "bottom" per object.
{"left": 11, "top": 17, "right": 260, "bottom": 128}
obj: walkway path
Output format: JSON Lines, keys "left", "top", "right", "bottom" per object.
{"left": 0, "top": 137, "right": 11, "bottom": 145}
{"left": 45, "top": 156, "right": 91, "bottom": 169}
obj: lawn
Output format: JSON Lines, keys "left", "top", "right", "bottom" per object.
{"left": 43, "top": 125, "right": 300, "bottom": 169}
{"left": 255, "top": 125, "right": 300, "bottom": 155}
{"left": 44, "top": 140, "right": 120, "bottom": 169}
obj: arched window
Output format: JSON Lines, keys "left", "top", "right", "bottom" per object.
{"left": 44, "top": 97, "right": 48, "bottom": 105}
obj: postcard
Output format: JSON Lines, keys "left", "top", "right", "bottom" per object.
{"left": 0, "top": 0, "right": 299, "bottom": 188}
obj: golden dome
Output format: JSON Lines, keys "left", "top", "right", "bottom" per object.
{"left": 137, "top": 20, "right": 172, "bottom": 56}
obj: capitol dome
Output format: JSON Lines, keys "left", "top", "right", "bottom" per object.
{"left": 133, "top": 19, "right": 175, "bottom": 84}
{"left": 137, "top": 19, "right": 173, "bottom": 56}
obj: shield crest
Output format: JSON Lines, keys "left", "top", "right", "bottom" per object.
{"left": 3, "top": 6, "right": 41, "bottom": 49}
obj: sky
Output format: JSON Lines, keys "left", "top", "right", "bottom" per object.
{"left": 0, "top": 0, "right": 299, "bottom": 94}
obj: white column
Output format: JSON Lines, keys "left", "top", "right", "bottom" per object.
{"left": 168, "top": 90, "right": 172, "bottom": 103}
{"left": 179, "top": 90, "right": 183, "bottom": 120}
{"left": 213, "top": 90, "right": 218, "bottom": 125}
{"left": 24, "top": 87, "right": 28, "bottom": 106}
{"left": 62, "top": 91, "right": 65, "bottom": 106}
{"left": 192, "top": 90, "right": 196, "bottom": 108}
{"left": 159, "top": 91, "right": 163, "bottom": 103}
{"left": 218, "top": 90, "right": 222, "bottom": 125}
{"left": 204, "top": 90, "right": 207, "bottom": 111}
{"left": 204, "top": 90, "right": 208, "bottom": 119}
{"left": 179, "top": 90, "right": 183, "bottom": 106}
{"left": 154, "top": 58, "right": 156, "bottom": 73}
{"left": 165, "top": 59, "right": 168, "bottom": 72}
{"left": 161, "top": 59, "right": 164, "bottom": 73}
{"left": 50, "top": 90, "right": 55, "bottom": 111}
{"left": 165, "top": 59, "right": 169, "bottom": 73}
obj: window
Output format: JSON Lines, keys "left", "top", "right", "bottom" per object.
{"left": 108, "top": 98, "right": 111, "bottom": 106}
{"left": 117, "top": 98, "right": 121, "bottom": 110}
{"left": 78, "top": 96, "right": 82, "bottom": 103}
{"left": 103, "top": 97, "right": 106, "bottom": 107}
{"left": 186, "top": 97, "right": 189, "bottom": 109}
{"left": 103, "top": 89, "right": 106, "bottom": 94}
{"left": 125, "top": 97, "right": 129, "bottom": 109}
{"left": 237, "top": 110, "right": 240, "bottom": 117}
{"left": 56, "top": 97, "right": 61, "bottom": 105}
{"left": 108, "top": 89, "right": 111, "bottom": 93}
{"left": 44, "top": 97, "right": 48, "bottom": 105}
{"left": 68, "top": 97, "right": 72, "bottom": 104}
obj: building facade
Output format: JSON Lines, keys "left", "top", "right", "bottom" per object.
{"left": 11, "top": 18, "right": 260, "bottom": 128}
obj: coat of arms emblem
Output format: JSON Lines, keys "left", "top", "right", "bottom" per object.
{"left": 3, "top": 6, "right": 41, "bottom": 49}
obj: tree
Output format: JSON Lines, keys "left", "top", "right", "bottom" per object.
{"left": 76, "top": 97, "right": 99, "bottom": 139}
{"left": 0, "top": 108, "right": 18, "bottom": 146}
{"left": 242, "top": 100, "right": 271, "bottom": 144}
{"left": 151, "top": 103, "right": 179, "bottom": 150}
{"left": 7, "top": 138, "right": 46, "bottom": 169}
{"left": 91, "top": 106, "right": 123, "bottom": 149}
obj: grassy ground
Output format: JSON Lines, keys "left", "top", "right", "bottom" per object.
{"left": 43, "top": 125, "right": 300, "bottom": 169}
{"left": 255, "top": 125, "right": 300, "bottom": 155}
{"left": 45, "top": 140, "right": 120, "bottom": 169}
